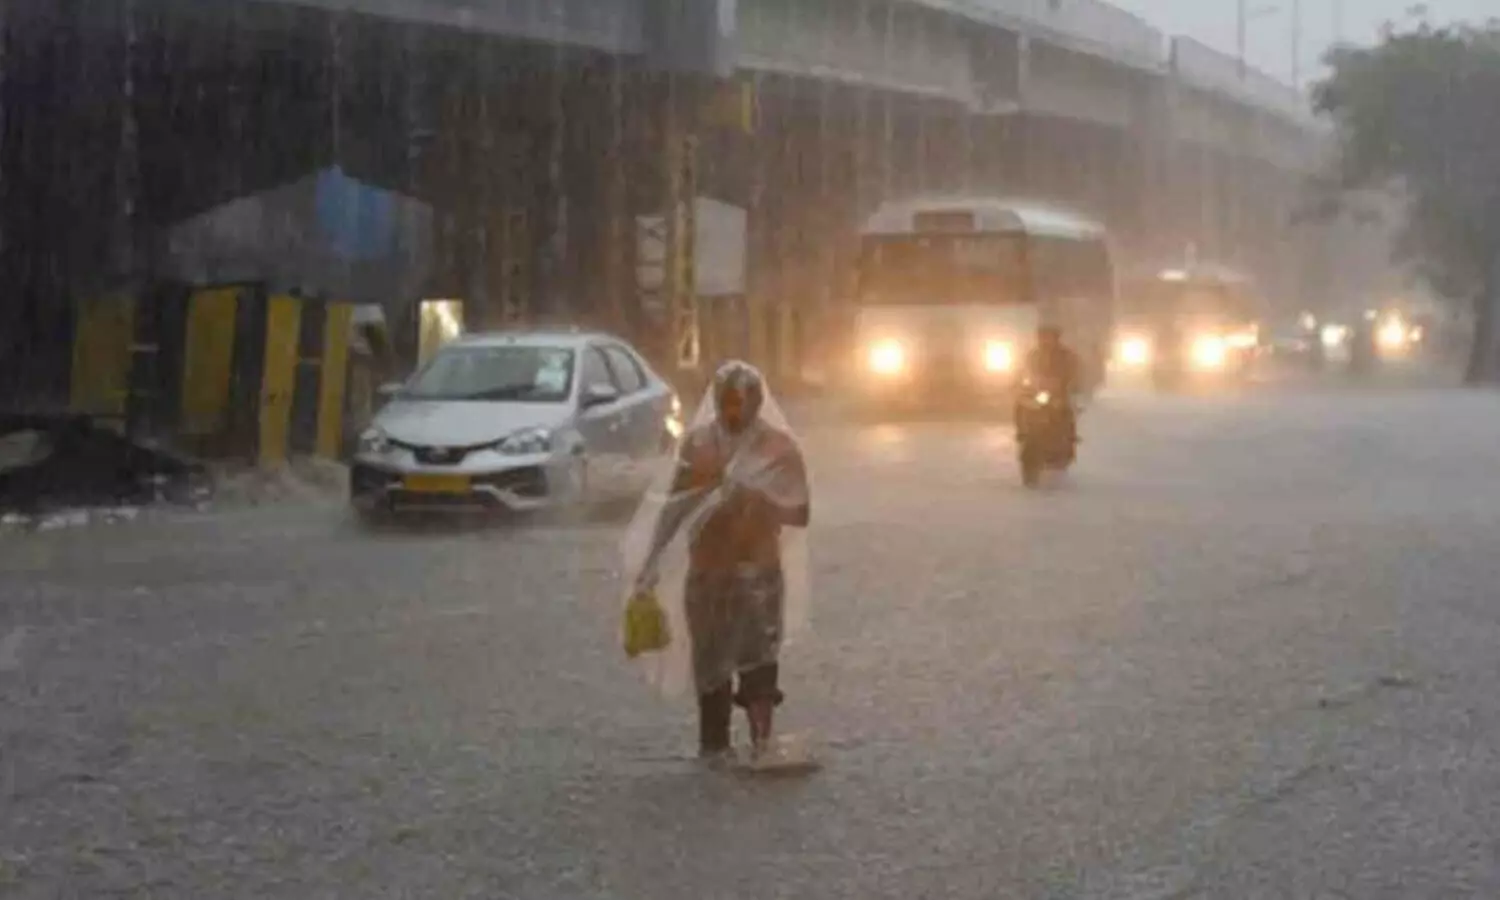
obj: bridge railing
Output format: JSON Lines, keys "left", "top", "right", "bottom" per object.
{"left": 1170, "top": 36, "right": 1315, "bottom": 125}
{"left": 928, "top": 0, "right": 1163, "bottom": 68}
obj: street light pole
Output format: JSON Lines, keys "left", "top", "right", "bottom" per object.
{"left": 1291, "top": 0, "right": 1302, "bottom": 89}
{"left": 1237, "top": 0, "right": 1247, "bottom": 81}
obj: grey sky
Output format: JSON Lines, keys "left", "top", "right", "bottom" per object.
{"left": 1108, "top": 0, "right": 1497, "bottom": 88}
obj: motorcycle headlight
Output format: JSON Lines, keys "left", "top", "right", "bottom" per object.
{"left": 498, "top": 427, "right": 552, "bottom": 456}
{"left": 1191, "top": 334, "right": 1228, "bottom": 369}
{"left": 358, "top": 427, "right": 391, "bottom": 455}
{"left": 868, "top": 339, "right": 905, "bottom": 375}
{"left": 1036, "top": 391, "right": 1052, "bottom": 406}
{"left": 984, "top": 340, "right": 1015, "bottom": 373}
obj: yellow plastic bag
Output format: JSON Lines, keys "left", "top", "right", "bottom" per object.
{"left": 623, "top": 589, "right": 671, "bottom": 659}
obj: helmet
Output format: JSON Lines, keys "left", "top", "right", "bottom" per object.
{"left": 712, "top": 360, "right": 765, "bottom": 434}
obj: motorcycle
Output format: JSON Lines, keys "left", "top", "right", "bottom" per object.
{"left": 1015, "top": 377, "right": 1077, "bottom": 488}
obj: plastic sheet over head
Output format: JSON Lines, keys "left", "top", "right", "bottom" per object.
{"left": 619, "top": 362, "right": 811, "bottom": 698}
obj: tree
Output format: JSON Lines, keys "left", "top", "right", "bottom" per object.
{"left": 1314, "top": 17, "right": 1500, "bottom": 383}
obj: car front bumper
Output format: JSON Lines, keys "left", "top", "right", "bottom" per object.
{"left": 349, "top": 450, "right": 567, "bottom": 514}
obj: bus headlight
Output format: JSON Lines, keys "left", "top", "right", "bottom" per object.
{"left": 1117, "top": 334, "right": 1151, "bottom": 368}
{"left": 1227, "top": 330, "right": 1258, "bottom": 350}
{"left": 868, "top": 339, "right": 906, "bottom": 375}
{"left": 1191, "top": 334, "right": 1228, "bottom": 370}
{"left": 983, "top": 340, "right": 1014, "bottom": 373}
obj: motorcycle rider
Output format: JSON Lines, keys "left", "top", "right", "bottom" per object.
{"left": 1018, "top": 324, "right": 1081, "bottom": 449}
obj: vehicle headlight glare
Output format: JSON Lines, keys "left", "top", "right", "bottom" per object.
{"left": 1118, "top": 335, "right": 1151, "bottom": 367}
{"left": 1191, "top": 334, "right": 1228, "bottom": 369}
{"left": 869, "top": 340, "right": 905, "bottom": 375}
{"left": 499, "top": 427, "right": 552, "bottom": 455}
{"left": 1378, "top": 320, "right": 1408, "bottom": 350}
{"left": 984, "top": 340, "right": 1015, "bottom": 373}
{"left": 1227, "top": 330, "right": 1258, "bottom": 350}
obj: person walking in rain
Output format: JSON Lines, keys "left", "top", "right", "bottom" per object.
{"left": 626, "top": 361, "right": 811, "bottom": 764}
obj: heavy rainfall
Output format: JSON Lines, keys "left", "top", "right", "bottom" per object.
{"left": 2, "top": 0, "right": 1500, "bottom": 897}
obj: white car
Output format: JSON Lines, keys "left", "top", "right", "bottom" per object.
{"left": 351, "top": 330, "right": 680, "bottom": 517}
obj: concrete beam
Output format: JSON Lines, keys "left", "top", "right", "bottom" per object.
{"left": 1023, "top": 41, "right": 1143, "bottom": 128}
{"left": 913, "top": 0, "right": 1163, "bottom": 72}
{"left": 246, "top": 0, "right": 647, "bottom": 53}
{"left": 1170, "top": 36, "right": 1313, "bottom": 127}
{"left": 737, "top": 0, "right": 974, "bottom": 101}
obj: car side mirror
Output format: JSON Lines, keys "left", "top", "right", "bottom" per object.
{"left": 376, "top": 382, "right": 404, "bottom": 400}
{"left": 581, "top": 383, "right": 619, "bottom": 409}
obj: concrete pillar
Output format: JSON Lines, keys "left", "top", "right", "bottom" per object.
{"left": 600, "top": 58, "right": 631, "bottom": 335}
{"left": 1133, "top": 72, "right": 1174, "bottom": 264}
{"left": 744, "top": 73, "right": 772, "bottom": 373}
{"left": 662, "top": 75, "right": 701, "bottom": 373}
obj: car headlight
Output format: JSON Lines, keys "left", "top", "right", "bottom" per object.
{"left": 1378, "top": 320, "right": 1408, "bottom": 350}
{"left": 358, "top": 428, "right": 391, "bottom": 455}
{"left": 1117, "top": 335, "right": 1151, "bottom": 367}
{"left": 1191, "top": 334, "right": 1228, "bottom": 369}
{"left": 983, "top": 340, "right": 1014, "bottom": 373}
{"left": 498, "top": 427, "right": 552, "bottom": 455}
{"left": 868, "top": 339, "right": 905, "bottom": 375}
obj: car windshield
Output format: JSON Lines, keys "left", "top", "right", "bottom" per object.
{"left": 403, "top": 345, "right": 575, "bottom": 402}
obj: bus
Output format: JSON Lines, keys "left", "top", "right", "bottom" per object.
{"left": 849, "top": 197, "right": 1115, "bottom": 410}
{"left": 1113, "top": 263, "right": 1261, "bottom": 386}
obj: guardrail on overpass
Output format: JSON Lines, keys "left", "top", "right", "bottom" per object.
{"left": 249, "top": 0, "right": 648, "bottom": 53}
{"left": 1170, "top": 36, "right": 1315, "bottom": 127}
{"left": 919, "top": 0, "right": 1162, "bottom": 70}
{"left": 253, "top": 0, "right": 1319, "bottom": 143}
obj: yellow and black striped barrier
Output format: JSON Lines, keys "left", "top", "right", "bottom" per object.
{"left": 69, "top": 284, "right": 357, "bottom": 468}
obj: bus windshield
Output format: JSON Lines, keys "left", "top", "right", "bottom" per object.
{"left": 1177, "top": 286, "right": 1251, "bottom": 321}
{"left": 858, "top": 234, "right": 1026, "bottom": 306}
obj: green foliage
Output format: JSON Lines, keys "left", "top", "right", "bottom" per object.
{"left": 1314, "top": 16, "right": 1500, "bottom": 379}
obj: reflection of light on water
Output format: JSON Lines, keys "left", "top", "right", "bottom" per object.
{"left": 871, "top": 425, "right": 905, "bottom": 446}
{"left": 980, "top": 426, "right": 1013, "bottom": 451}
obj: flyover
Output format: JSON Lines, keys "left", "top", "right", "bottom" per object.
{"left": 0, "top": 0, "right": 1367, "bottom": 406}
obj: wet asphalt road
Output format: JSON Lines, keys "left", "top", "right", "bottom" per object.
{"left": 4, "top": 384, "right": 1500, "bottom": 899}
